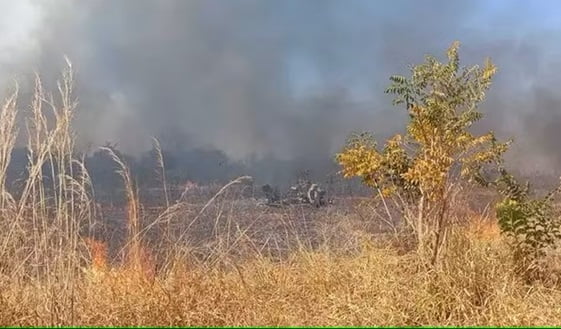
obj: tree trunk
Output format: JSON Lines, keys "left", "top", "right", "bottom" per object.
{"left": 431, "top": 191, "right": 449, "bottom": 266}
{"left": 416, "top": 195, "right": 425, "bottom": 253}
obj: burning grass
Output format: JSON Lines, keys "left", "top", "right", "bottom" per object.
{"left": 2, "top": 64, "right": 561, "bottom": 326}
{"left": 3, "top": 230, "right": 561, "bottom": 326}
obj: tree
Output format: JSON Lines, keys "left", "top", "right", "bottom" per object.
{"left": 336, "top": 42, "right": 509, "bottom": 264}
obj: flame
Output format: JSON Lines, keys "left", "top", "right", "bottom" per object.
{"left": 84, "top": 237, "right": 108, "bottom": 271}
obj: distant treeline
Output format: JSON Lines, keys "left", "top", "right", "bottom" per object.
{"left": 5, "top": 145, "right": 369, "bottom": 205}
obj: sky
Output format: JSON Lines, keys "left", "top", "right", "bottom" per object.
{"left": 1, "top": 0, "right": 561, "bottom": 176}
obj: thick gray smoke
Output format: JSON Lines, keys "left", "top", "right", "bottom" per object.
{"left": 2, "top": 0, "right": 561, "bottom": 179}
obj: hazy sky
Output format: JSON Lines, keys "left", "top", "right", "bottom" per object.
{"left": 2, "top": 0, "right": 561, "bottom": 174}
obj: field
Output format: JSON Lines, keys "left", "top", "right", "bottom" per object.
{"left": 3, "top": 60, "right": 561, "bottom": 327}
{"left": 4, "top": 206, "right": 561, "bottom": 326}
{"left": 4, "top": 175, "right": 561, "bottom": 326}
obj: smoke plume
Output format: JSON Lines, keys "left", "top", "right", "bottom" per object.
{"left": 1, "top": 0, "right": 561, "bottom": 180}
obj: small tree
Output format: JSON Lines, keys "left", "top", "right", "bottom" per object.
{"left": 337, "top": 42, "right": 509, "bottom": 264}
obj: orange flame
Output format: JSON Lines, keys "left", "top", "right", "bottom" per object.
{"left": 85, "top": 237, "right": 108, "bottom": 271}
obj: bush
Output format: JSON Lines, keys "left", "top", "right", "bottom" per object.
{"left": 491, "top": 168, "right": 561, "bottom": 278}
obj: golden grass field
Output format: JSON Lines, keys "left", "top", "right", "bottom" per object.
{"left": 3, "top": 64, "right": 561, "bottom": 327}
{"left": 4, "top": 221, "right": 561, "bottom": 327}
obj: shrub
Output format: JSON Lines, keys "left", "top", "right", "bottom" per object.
{"left": 490, "top": 168, "right": 561, "bottom": 277}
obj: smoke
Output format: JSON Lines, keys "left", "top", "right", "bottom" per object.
{"left": 2, "top": 0, "right": 561, "bottom": 179}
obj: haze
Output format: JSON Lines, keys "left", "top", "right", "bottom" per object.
{"left": 1, "top": 0, "right": 561, "bottom": 178}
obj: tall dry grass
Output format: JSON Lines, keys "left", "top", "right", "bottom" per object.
{"left": 3, "top": 230, "right": 561, "bottom": 326}
{"left": 0, "top": 65, "right": 561, "bottom": 326}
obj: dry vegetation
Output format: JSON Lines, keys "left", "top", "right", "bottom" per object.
{"left": 2, "top": 57, "right": 561, "bottom": 327}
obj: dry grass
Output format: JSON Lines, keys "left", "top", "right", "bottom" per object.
{"left": 1, "top": 65, "right": 561, "bottom": 326}
{"left": 2, "top": 232, "right": 561, "bottom": 326}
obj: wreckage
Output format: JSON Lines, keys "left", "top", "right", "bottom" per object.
{"left": 261, "top": 179, "right": 329, "bottom": 208}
